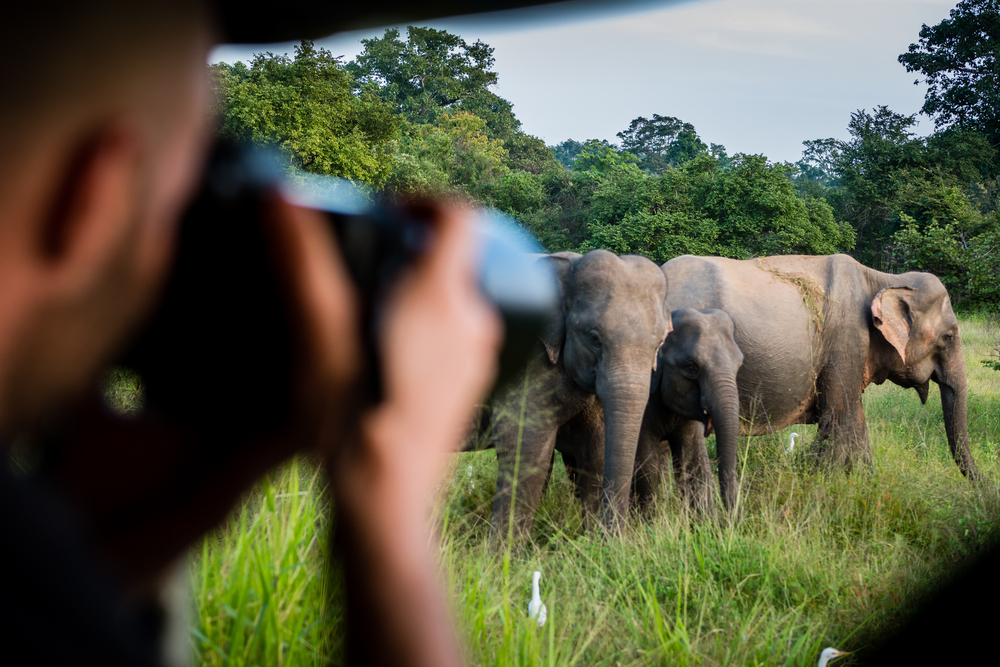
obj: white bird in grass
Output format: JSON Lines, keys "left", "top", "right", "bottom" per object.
{"left": 786, "top": 432, "right": 800, "bottom": 453}
{"left": 817, "top": 647, "right": 850, "bottom": 667}
{"left": 527, "top": 570, "right": 547, "bottom": 627}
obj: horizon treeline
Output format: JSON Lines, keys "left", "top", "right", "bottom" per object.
{"left": 211, "top": 0, "right": 1000, "bottom": 310}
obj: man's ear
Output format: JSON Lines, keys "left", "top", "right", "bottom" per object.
{"left": 38, "top": 124, "right": 141, "bottom": 283}
{"left": 538, "top": 255, "right": 573, "bottom": 365}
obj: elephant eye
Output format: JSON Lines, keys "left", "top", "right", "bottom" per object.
{"left": 588, "top": 329, "right": 601, "bottom": 347}
{"left": 682, "top": 361, "right": 700, "bottom": 377}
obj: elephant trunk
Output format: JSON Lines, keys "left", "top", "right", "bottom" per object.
{"left": 703, "top": 373, "right": 742, "bottom": 515}
{"left": 596, "top": 364, "right": 652, "bottom": 532}
{"left": 937, "top": 343, "right": 981, "bottom": 482}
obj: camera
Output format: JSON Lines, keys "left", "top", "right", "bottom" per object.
{"left": 121, "top": 142, "right": 557, "bottom": 440}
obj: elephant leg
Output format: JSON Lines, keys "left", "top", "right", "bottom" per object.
{"left": 666, "top": 419, "right": 713, "bottom": 514}
{"left": 555, "top": 401, "right": 604, "bottom": 531}
{"left": 815, "top": 373, "right": 871, "bottom": 472}
{"left": 631, "top": 436, "right": 661, "bottom": 513}
{"left": 632, "top": 402, "right": 672, "bottom": 514}
{"left": 491, "top": 421, "right": 558, "bottom": 544}
{"left": 540, "top": 450, "right": 556, "bottom": 496}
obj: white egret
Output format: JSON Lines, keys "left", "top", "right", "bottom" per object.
{"left": 527, "top": 570, "right": 547, "bottom": 627}
{"left": 786, "top": 432, "right": 800, "bottom": 453}
{"left": 817, "top": 647, "right": 850, "bottom": 667}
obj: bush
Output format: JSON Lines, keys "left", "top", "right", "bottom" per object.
{"left": 889, "top": 181, "right": 1000, "bottom": 309}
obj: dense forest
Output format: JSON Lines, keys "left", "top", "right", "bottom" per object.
{"left": 211, "top": 0, "right": 1000, "bottom": 310}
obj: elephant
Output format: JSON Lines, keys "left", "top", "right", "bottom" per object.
{"left": 488, "top": 249, "right": 671, "bottom": 539}
{"left": 631, "top": 308, "right": 745, "bottom": 515}
{"left": 659, "top": 254, "right": 981, "bottom": 480}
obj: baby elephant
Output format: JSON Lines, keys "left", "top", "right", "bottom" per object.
{"left": 561, "top": 308, "right": 743, "bottom": 520}
{"left": 634, "top": 308, "right": 744, "bottom": 514}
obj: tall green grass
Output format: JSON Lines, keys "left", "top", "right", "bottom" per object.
{"left": 189, "top": 315, "right": 1000, "bottom": 665}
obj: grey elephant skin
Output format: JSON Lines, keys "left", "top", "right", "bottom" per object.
{"left": 660, "top": 254, "right": 981, "bottom": 480}
{"left": 488, "top": 249, "right": 671, "bottom": 540}
{"left": 633, "top": 308, "right": 745, "bottom": 514}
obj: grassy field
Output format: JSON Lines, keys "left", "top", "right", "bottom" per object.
{"left": 186, "top": 315, "right": 1000, "bottom": 666}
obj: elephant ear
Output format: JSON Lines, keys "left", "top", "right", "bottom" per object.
{"left": 649, "top": 301, "right": 674, "bottom": 394}
{"left": 537, "top": 255, "right": 574, "bottom": 365}
{"left": 651, "top": 300, "right": 673, "bottom": 373}
{"left": 871, "top": 286, "right": 914, "bottom": 364}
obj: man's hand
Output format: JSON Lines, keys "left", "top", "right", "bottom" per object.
{"left": 269, "top": 197, "right": 502, "bottom": 667}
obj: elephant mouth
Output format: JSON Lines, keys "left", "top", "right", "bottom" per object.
{"left": 891, "top": 374, "right": 931, "bottom": 404}
{"left": 704, "top": 416, "right": 714, "bottom": 437}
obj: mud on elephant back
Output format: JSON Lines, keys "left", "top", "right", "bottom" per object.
{"left": 660, "top": 253, "right": 982, "bottom": 482}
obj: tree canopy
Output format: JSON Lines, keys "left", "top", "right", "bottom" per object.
{"left": 208, "top": 20, "right": 1000, "bottom": 308}
{"left": 616, "top": 114, "right": 708, "bottom": 174}
{"left": 212, "top": 41, "right": 399, "bottom": 184}
{"left": 348, "top": 26, "right": 499, "bottom": 125}
{"left": 899, "top": 0, "right": 1000, "bottom": 147}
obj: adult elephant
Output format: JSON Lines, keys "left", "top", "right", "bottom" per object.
{"left": 632, "top": 308, "right": 745, "bottom": 514}
{"left": 489, "top": 249, "right": 671, "bottom": 539}
{"left": 661, "top": 254, "right": 981, "bottom": 480}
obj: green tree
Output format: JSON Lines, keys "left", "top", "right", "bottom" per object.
{"left": 348, "top": 26, "right": 498, "bottom": 125}
{"left": 212, "top": 41, "right": 399, "bottom": 184}
{"left": 349, "top": 26, "right": 554, "bottom": 177}
{"left": 792, "top": 139, "right": 841, "bottom": 201}
{"left": 551, "top": 139, "right": 586, "bottom": 168}
{"left": 580, "top": 155, "right": 720, "bottom": 261}
{"left": 800, "top": 105, "right": 997, "bottom": 267}
{"left": 578, "top": 153, "right": 854, "bottom": 263}
{"left": 386, "top": 111, "right": 508, "bottom": 199}
{"left": 898, "top": 0, "right": 1000, "bottom": 148}
{"left": 572, "top": 140, "right": 639, "bottom": 173}
{"left": 812, "top": 107, "right": 928, "bottom": 264}
{"left": 616, "top": 114, "right": 708, "bottom": 173}
{"left": 706, "top": 154, "right": 854, "bottom": 257}
{"left": 889, "top": 177, "right": 1000, "bottom": 306}
{"left": 710, "top": 143, "right": 732, "bottom": 170}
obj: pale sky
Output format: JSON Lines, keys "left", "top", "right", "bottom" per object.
{"left": 210, "top": 0, "right": 959, "bottom": 164}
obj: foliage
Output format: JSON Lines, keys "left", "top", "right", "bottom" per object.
{"left": 348, "top": 26, "right": 498, "bottom": 125}
{"left": 580, "top": 153, "right": 854, "bottom": 262}
{"left": 551, "top": 139, "right": 586, "bottom": 169}
{"left": 212, "top": 41, "right": 399, "bottom": 185}
{"left": 898, "top": 0, "right": 1000, "bottom": 148}
{"left": 580, "top": 155, "right": 720, "bottom": 261}
{"left": 208, "top": 23, "right": 1000, "bottom": 314}
{"left": 349, "top": 26, "right": 555, "bottom": 192}
{"left": 191, "top": 460, "right": 339, "bottom": 665}
{"left": 102, "top": 367, "right": 144, "bottom": 416}
{"left": 797, "top": 104, "right": 998, "bottom": 287}
{"left": 616, "top": 114, "right": 709, "bottom": 174}
{"left": 386, "top": 111, "right": 509, "bottom": 200}
{"left": 890, "top": 180, "right": 1000, "bottom": 307}
{"left": 705, "top": 154, "right": 854, "bottom": 258}
{"left": 572, "top": 139, "right": 639, "bottom": 173}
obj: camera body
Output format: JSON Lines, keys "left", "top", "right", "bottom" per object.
{"left": 122, "top": 142, "right": 557, "bottom": 443}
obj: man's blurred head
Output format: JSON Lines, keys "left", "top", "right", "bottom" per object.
{"left": 0, "top": 2, "right": 215, "bottom": 432}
